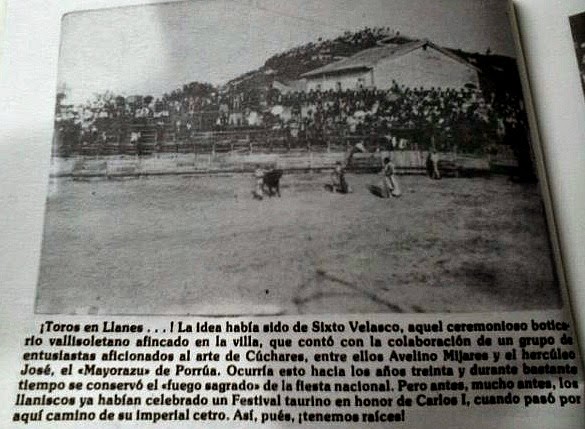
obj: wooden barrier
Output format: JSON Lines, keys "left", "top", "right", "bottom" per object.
{"left": 51, "top": 150, "right": 498, "bottom": 179}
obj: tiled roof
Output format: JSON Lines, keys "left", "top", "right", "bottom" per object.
{"left": 301, "top": 40, "right": 479, "bottom": 78}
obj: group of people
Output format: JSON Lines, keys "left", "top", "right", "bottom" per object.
{"left": 328, "top": 142, "right": 402, "bottom": 198}
{"left": 55, "top": 77, "right": 525, "bottom": 157}
{"left": 272, "top": 83, "right": 523, "bottom": 152}
{"left": 253, "top": 142, "right": 402, "bottom": 201}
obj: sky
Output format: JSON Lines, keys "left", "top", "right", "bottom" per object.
{"left": 58, "top": 0, "right": 517, "bottom": 104}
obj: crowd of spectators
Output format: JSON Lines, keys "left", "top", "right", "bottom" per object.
{"left": 54, "top": 80, "right": 527, "bottom": 156}
{"left": 53, "top": 25, "right": 527, "bottom": 157}
{"left": 265, "top": 82, "right": 526, "bottom": 152}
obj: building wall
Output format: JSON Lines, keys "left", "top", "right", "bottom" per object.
{"left": 302, "top": 47, "right": 478, "bottom": 92}
{"left": 305, "top": 70, "right": 372, "bottom": 92}
{"left": 373, "top": 47, "right": 479, "bottom": 90}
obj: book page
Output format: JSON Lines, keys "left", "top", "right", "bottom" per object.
{"left": 0, "top": 1, "right": 583, "bottom": 427}
{"left": 512, "top": 0, "right": 585, "bottom": 358}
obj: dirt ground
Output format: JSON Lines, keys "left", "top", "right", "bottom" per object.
{"left": 35, "top": 172, "right": 561, "bottom": 315}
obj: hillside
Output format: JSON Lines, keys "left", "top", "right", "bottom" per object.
{"left": 224, "top": 26, "right": 520, "bottom": 98}
{"left": 226, "top": 27, "right": 413, "bottom": 88}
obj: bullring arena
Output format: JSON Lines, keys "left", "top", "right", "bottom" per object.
{"left": 39, "top": 16, "right": 562, "bottom": 315}
{"left": 36, "top": 142, "right": 561, "bottom": 315}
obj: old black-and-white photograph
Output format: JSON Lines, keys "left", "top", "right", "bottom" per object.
{"left": 37, "top": 0, "right": 561, "bottom": 315}
{"left": 570, "top": 11, "right": 585, "bottom": 98}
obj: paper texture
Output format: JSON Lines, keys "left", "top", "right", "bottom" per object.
{"left": 0, "top": 1, "right": 583, "bottom": 428}
{"left": 512, "top": 0, "right": 585, "bottom": 354}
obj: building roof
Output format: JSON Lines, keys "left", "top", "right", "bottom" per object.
{"left": 301, "top": 40, "right": 480, "bottom": 78}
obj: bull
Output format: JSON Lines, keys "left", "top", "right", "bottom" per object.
{"left": 262, "top": 169, "right": 283, "bottom": 197}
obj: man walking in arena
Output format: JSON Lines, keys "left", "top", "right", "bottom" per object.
{"left": 329, "top": 142, "right": 367, "bottom": 193}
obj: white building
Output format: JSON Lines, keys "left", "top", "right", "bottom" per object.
{"left": 300, "top": 40, "right": 480, "bottom": 92}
